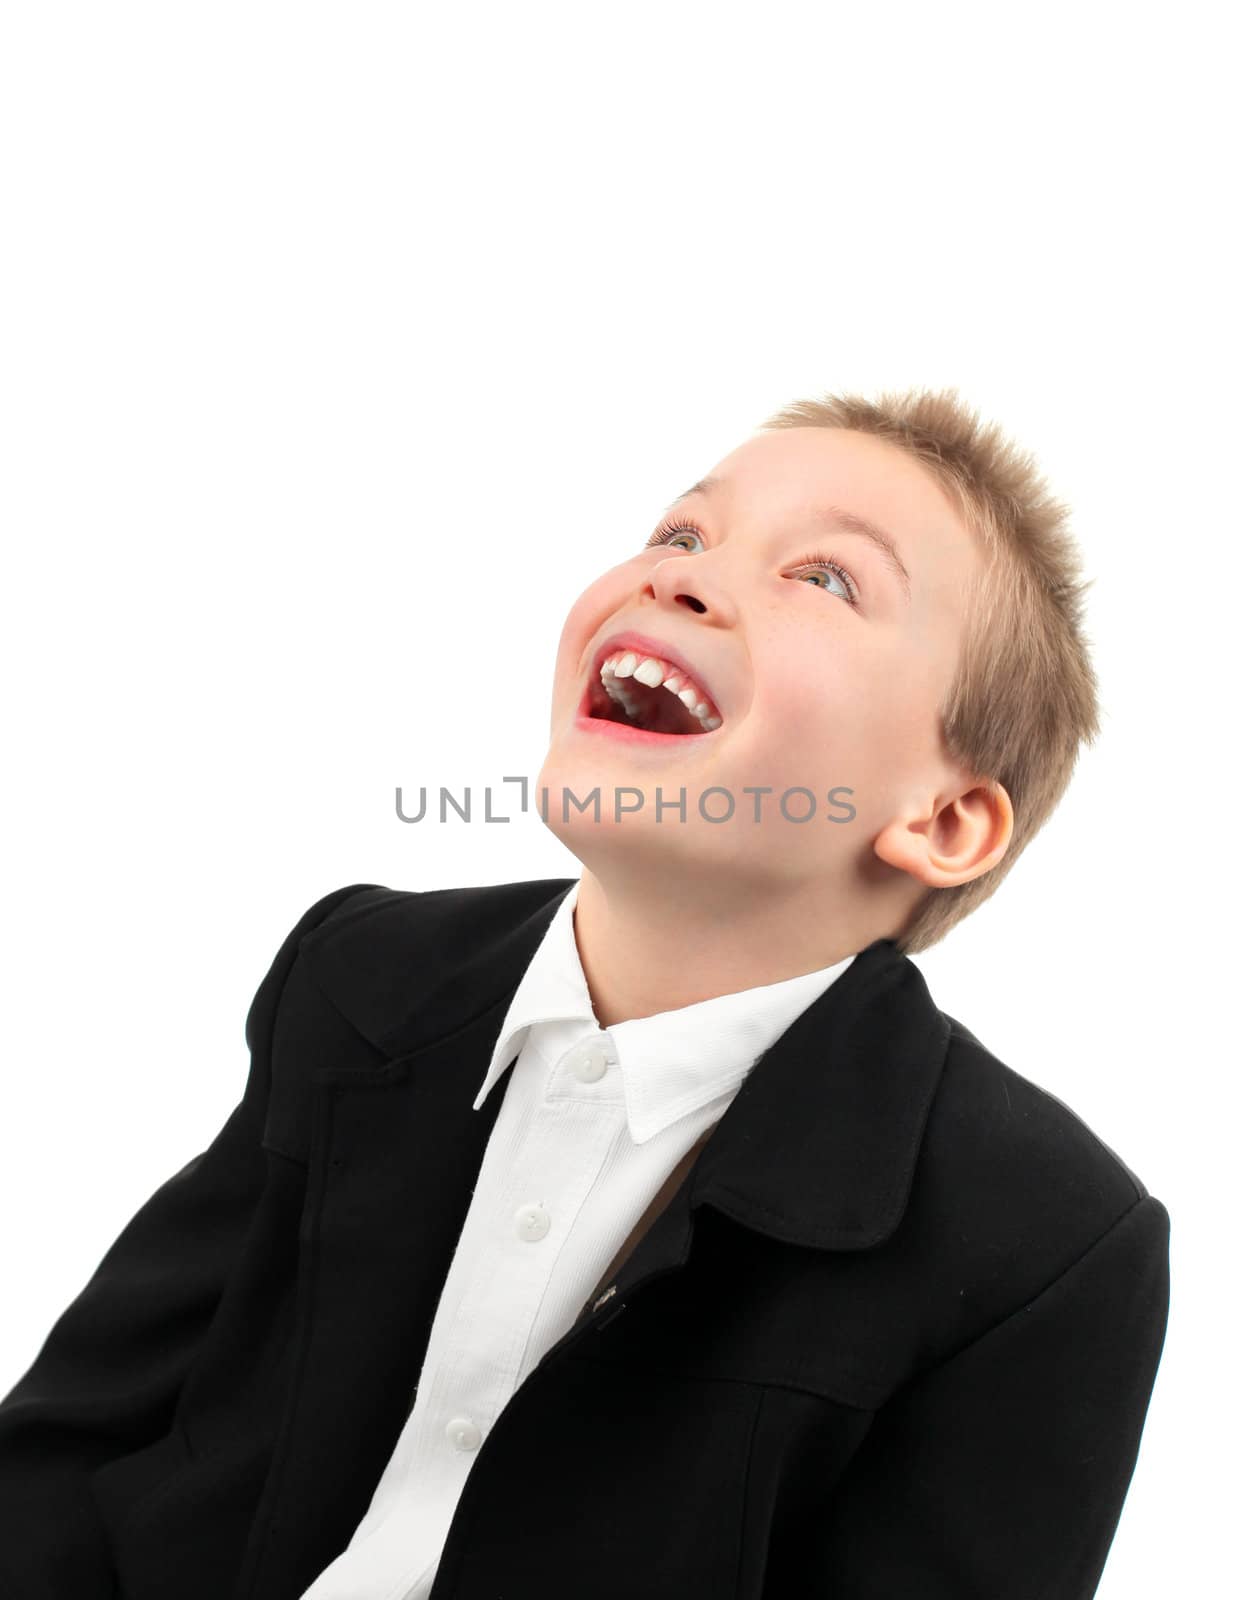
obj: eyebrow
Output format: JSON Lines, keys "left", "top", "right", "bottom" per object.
{"left": 666, "top": 474, "right": 913, "bottom": 601}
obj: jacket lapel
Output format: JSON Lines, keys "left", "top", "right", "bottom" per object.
{"left": 692, "top": 934, "right": 951, "bottom": 1249}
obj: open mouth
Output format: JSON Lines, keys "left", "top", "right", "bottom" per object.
{"left": 581, "top": 646, "right": 723, "bottom": 737}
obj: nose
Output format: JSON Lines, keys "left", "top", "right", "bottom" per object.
{"left": 644, "top": 554, "right": 737, "bottom": 625}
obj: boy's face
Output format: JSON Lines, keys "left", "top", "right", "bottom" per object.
{"left": 537, "top": 426, "right": 985, "bottom": 908}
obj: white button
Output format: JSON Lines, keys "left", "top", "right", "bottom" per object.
{"left": 572, "top": 1044, "right": 610, "bottom": 1082}
{"left": 446, "top": 1416, "right": 482, "bottom": 1451}
{"left": 515, "top": 1203, "right": 550, "bottom": 1241}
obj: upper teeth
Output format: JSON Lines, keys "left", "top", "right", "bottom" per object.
{"left": 598, "top": 651, "right": 722, "bottom": 732}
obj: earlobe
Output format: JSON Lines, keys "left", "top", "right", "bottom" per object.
{"left": 874, "top": 781, "right": 1014, "bottom": 890}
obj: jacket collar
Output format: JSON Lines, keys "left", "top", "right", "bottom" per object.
{"left": 300, "top": 877, "right": 951, "bottom": 1252}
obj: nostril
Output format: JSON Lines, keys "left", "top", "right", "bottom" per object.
{"left": 677, "top": 595, "right": 708, "bottom": 613}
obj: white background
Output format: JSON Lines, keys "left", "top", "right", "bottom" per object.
{"left": 1, "top": 3, "right": 1238, "bottom": 1591}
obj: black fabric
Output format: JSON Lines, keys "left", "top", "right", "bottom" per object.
{"left": 0, "top": 878, "right": 1170, "bottom": 1598}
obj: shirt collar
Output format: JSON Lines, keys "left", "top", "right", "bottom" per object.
{"left": 473, "top": 877, "right": 859, "bottom": 1144}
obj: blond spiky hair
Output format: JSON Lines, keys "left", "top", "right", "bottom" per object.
{"left": 759, "top": 387, "right": 1101, "bottom": 954}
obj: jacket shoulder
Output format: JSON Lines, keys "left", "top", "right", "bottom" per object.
{"left": 942, "top": 1013, "right": 1149, "bottom": 1205}
{"left": 296, "top": 875, "right": 575, "bottom": 1043}
{"left": 261, "top": 876, "right": 576, "bottom": 1158}
{"left": 909, "top": 1010, "right": 1161, "bottom": 1336}
{"left": 243, "top": 882, "right": 391, "bottom": 1059}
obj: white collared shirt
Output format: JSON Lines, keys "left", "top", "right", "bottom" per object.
{"left": 299, "top": 878, "right": 857, "bottom": 1599}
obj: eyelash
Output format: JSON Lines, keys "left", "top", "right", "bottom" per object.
{"left": 644, "top": 517, "right": 862, "bottom": 609}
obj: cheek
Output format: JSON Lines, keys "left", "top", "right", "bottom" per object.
{"left": 747, "top": 653, "right": 930, "bottom": 777}
{"left": 551, "top": 565, "right": 638, "bottom": 681}
{"left": 741, "top": 670, "right": 850, "bottom": 773}
{"left": 761, "top": 637, "right": 861, "bottom": 728}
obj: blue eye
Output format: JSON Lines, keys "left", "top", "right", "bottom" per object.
{"left": 644, "top": 519, "right": 862, "bottom": 609}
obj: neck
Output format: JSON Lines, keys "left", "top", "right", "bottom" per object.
{"left": 571, "top": 863, "right": 894, "bottom": 1029}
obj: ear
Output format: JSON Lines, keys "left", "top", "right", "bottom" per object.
{"left": 873, "top": 779, "right": 1014, "bottom": 890}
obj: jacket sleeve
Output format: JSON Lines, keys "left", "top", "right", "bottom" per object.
{"left": 0, "top": 882, "right": 381, "bottom": 1598}
{"left": 804, "top": 1193, "right": 1171, "bottom": 1600}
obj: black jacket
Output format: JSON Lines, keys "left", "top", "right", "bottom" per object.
{"left": 0, "top": 878, "right": 1171, "bottom": 1599}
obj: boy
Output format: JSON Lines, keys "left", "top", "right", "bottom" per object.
{"left": 0, "top": 388, "right": 1170, "bottom": 1598}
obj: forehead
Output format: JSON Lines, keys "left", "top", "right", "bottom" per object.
{"left": 697, "top": 427, "right": 967, "bottom": 548}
